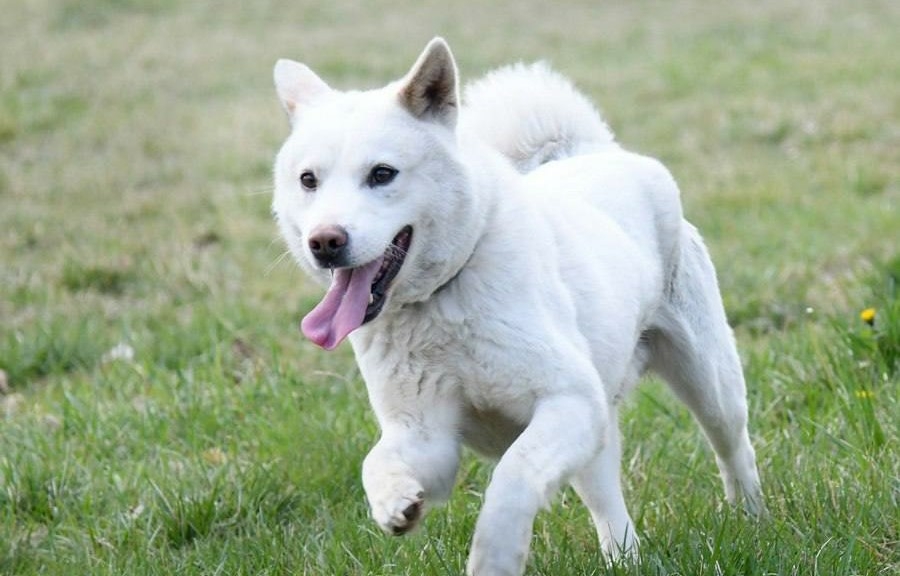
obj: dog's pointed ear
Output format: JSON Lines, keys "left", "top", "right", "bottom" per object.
{"left": 273, "top": 59, "right": 332, "bottom": 121}
{"left": 398, "top": 38, "right": 458, "bottom": 127}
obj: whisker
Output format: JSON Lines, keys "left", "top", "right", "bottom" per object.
{"left": 264, "top": 249, "right": 294, "bottom": 277}
{"left": 243, "top": 185, "right": 276, "bottom": 197}
{"left": 386, "top": 244, "right": 409, "bottom": 260}
{"left": 266, "top": 235, "right": 286, "bottom": 251}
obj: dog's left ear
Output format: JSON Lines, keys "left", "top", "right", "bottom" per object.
{"left": 398, "top": 37, "right": 458, "bottom": 128}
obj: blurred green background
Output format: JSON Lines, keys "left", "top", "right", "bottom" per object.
{"left": 2, "top": 1, "right": 897, "bottom": 574}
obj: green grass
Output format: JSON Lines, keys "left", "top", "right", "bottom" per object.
{"left": 2, "top": 0, "right": 898, "bottom": 574}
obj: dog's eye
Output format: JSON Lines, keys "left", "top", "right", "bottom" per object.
{"left": 367, "top": 164, "right": 398, "bottom": 187}
{"left": 299, "top": 171, "right": 318, "bottom": 191}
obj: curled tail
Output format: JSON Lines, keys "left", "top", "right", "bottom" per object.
{"left": 460, "top": 62, "right": 616, "bottom": 173}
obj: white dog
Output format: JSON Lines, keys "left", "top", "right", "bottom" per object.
{"left": 272, "top": 38, "right": 763, "bottom": 576}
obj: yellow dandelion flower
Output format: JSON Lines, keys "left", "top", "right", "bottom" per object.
{"left": 860, "top": 307, "right": 876, "bottom": 326}
{"left": 202, "top": 447, "right": 227, "bottom": 466}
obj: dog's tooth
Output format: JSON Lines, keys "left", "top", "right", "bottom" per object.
{"left": 368, "top": 293, "right": 374, "bottom": 304}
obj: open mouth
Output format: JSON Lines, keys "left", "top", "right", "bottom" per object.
{"left": 364, "top": 225, "right": 413, "bottom": 324}
{"left": 300, "top": 225, "right": 413, "bottom": 350}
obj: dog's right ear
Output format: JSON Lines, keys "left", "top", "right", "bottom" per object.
{"left": 273, "top": 59, "right": 331, "bottom": 121}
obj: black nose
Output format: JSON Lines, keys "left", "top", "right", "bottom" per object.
{"left": 308, "top": 224, "right": 349, "bottom": 267}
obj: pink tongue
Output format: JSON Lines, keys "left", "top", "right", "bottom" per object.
{"left": 300, "top": 257, "right": 384, "bottom": 350}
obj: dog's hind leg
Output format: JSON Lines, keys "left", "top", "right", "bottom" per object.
{"left": 648, "top": 225, "right": 764, "bottom": 515}
{"left": 570, "top": 410, "right": 638, "bottom": 559}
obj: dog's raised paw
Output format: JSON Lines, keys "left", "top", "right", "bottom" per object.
{"left": 390, "top": 498, "right": 423, "bottom": 535}
{"left": 372, "top": 489, "right": 425, "bottom": 536}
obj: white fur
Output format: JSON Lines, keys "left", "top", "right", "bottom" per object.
{"left": 272, "top": 38, "right": 764, "bottom": 576}
{"left": 460, "top": 62, "right": 615, "bottom": 172}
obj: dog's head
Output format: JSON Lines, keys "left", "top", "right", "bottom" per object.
{"left": 273, "top": 38, "right": 477, "bottom": 350}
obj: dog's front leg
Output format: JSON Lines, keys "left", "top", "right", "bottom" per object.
{"left": 467, "top": 393, "right": 607, "bottom": 576}
{"left": 362, "top": 417, "right": 461, "bottom": 536}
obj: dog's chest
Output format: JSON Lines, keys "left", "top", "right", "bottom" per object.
{"left": 362, "top": 344, "right": 529, "bottom": 457}
{"left": 355, "top": 309, "right": 542, "bottom": 408}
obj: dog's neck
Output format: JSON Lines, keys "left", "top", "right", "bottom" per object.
{"left": 348, "top": 140, "right": 517, "bottom": 354}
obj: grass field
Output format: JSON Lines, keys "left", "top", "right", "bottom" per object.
{"left": 2, "top": 0, "right": 898, "bottom": 574}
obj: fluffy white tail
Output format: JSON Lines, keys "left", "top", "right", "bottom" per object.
{"left": 460, "top": 63, "right": 616, "bottom": 173}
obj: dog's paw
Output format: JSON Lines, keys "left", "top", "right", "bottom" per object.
{"left": 600, "top": 532, "right": 640, "bottom": 562}
{"left": 367, "top": 479, "right": 425, "bottom": 536}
